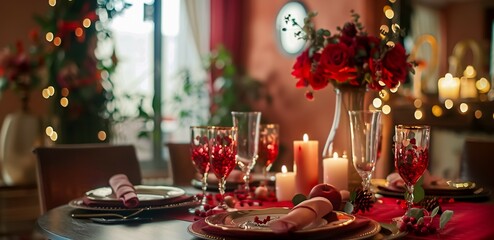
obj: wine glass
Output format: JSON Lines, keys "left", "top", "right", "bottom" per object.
{"left": 209, "top": 126, "right": 237, "bottom": 209}
{"left": 231, "top": 111, "right": 261, "bottom": 194}
{"left": 394, "top": 125, "right": 430, "bottom": 212}
{"left": 257, "top": 124, "right": 279, "bottom": 181}
{"left": 348, "top": 110, "right": 382, "bottom": 191}
{"left": 189, "top": 126, "right": 210, "bottom": 213}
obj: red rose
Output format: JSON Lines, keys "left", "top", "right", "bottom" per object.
{"left": 291, "top": 49, "right": 313, "bottom": 88}
{"left": 380, "top": 43, "right": 409, "bottom": 87}
{"left": 317, "top": 43, "right": 357, "bottom": 83}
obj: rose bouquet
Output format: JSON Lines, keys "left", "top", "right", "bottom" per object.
{"left": 0, "top": 29, "right": 46, "bottom": 106}
{"left": 286, "top": 11, "right": 414, "bottom": 100}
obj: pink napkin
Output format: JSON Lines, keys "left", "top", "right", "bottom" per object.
{"left": 109, "top": 174, "right": 139, "bottom": 208}
{"left": 269, "top": 197, "right": 333, "bottom": 234}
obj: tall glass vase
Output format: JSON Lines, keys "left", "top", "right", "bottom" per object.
{"left": 322, "top": 86, "right": 367, "bottom": 190}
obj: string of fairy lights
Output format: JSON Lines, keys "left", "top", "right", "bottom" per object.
{"left": 37, "top": 0, "right": 493, "bottom": 142}
{"left": 371, "top": 0, "right": 494, "bottom": 124}
{"left": 40, "top": 0, "right": 109, "bottom": 142}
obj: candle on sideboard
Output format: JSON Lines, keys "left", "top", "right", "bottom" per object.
{"left": 438, "top": 73, "right": 460, "bottom": 102}
{"left": 293, "top": 133, "right": 319, "bottom": 196}
{"left": 323, "top": 152, "right": 348, "bottom": 191}
{"left": 275, "top": 165, "right": 296, "bottom": 201}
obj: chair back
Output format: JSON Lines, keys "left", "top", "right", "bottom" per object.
{"left": 460, "top": 138, "right": 494, "bottom": 190}
{"left": 34, "top": 144, "right": 142, "bottom": 213}
{"left": 167, "top": 143, "right": 196, "bottom": 186}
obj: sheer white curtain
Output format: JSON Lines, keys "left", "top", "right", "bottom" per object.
{"left": 162, "top": 0, "right": 210, "bottom": 143}
{"left": 99, "top": 0, "right": 211, "bottom": 161}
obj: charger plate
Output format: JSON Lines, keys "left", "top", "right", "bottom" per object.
{"left": 189, "top": 213, "right": 380, "bottom": 240}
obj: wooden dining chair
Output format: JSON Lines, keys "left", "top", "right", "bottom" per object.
{"left": 34, "top": 144, "right": 142, "bottom": 213}
{"left": 167, "top": 143, "right": 196, "bottom": 186}
{"left": 459, "top": 138, "right": 494, "bottom": 190}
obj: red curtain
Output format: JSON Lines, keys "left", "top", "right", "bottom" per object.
{"left": 210, "top": 0, "right": 244, "bottom": 66}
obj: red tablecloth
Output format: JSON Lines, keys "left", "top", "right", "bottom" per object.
{"left": 170, "top": 197, "right": 494, "bottom": 239}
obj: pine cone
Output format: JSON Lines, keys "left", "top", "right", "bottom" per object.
{"left": 420, "top": 196, "right": 442, "bottom": 214}
{"left": 352, "top": 188, "right": 375, "bottom": 214}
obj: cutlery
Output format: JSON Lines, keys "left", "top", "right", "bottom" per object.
{"left": 71, "top": 208, "right": 146, "bottom": 219}
{"left": 90, "top": 217, "right": 153, "bottom": 224}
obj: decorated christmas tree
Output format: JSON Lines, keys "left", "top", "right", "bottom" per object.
{"left": 35, "top": 0, "right": 129, "bottom": 143}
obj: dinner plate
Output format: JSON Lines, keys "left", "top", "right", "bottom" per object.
{"left": 372, "top": 179, "right": 492, "bottom": 200}
{"left": 188, "top": 215, "right": 380, "bottom": 240}
{"left": 205, "top": 208, "right": 355, "bottom": 234}
{"left": 86, "top": 185, "right": 185, "bottom": 201}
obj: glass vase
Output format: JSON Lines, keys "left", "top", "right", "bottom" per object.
{"left": 322, "top": 86, "right": 367, "bottom": 190}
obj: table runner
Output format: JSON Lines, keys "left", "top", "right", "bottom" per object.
{"left": 168, "top": 197, "right": 494, "bottom": 239}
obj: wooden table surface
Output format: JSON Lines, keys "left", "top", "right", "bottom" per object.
{"left": 36, "top": 205, "right": 197, "bottom": 240}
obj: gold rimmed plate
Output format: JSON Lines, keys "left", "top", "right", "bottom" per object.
{"left": 189, "top": 215, "right": 379, "bottom": 240}
{"left": 205, "top": 208, "right": 355, "bottom": 234}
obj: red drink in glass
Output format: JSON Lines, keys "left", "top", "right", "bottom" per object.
{"left": 209, "top": 126, "right": 237, "bottom": 209}
{"left": 394, "top": 125, "right": 430, "bottom": 213}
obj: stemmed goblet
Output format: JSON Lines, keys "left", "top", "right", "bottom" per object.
{"left": 231, "top": 111, "right": 261, "bottom": 194}
{"left": 209, "top": 126, "right": 237, "bottom": 209}
{"left": 348, "top": 110, "right": 382, "bottom": 191}
{"left": 189, "top": 126, "right": 210, "bottom": 213}
{"left": 394, "top": 125, "right": 430, "bottom": 212}
{"left": 257, "top": 124, "right": 279, "bottom": 181}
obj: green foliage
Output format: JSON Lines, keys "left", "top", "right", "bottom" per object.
{"left": 172, "top": 45, "right": 268, "bottom": 127}
{"left": 440, "top": 210, "right": 454, "bottom": 229}
{"left": 291, "top": 194, "right": 307, "bottom": 206}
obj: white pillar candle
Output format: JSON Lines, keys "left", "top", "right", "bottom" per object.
{"left": 323, "top": 152, "right": 348, "bottom": 191}
{"left": 460, "top": 77, "right": 478, "bottom": 99}
{"left": 438, "top": 73, "right": 460, "bottom": 102}
{"left": 275, "top": 165, "right": 296, "bottom": 201}
{"left": 293, "top": 134, "right": 319, "bottom": 196}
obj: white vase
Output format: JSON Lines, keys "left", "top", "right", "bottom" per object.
{"left": 0, "top": 111, "right": 42, "bottom": 185}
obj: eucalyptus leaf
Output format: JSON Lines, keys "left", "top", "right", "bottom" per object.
{"left": 408, "top": 208, "right": 424, "bottom": 219}
{"left": 292, "top": 194, "right": 307, "bottom": 206}
{"left": 440, "top": 210, "right": 454, "bottom": 229}
{"left": 343, "top": 202, "right": 354, "bottom": 214}
{"left": 350, "top": 191, "right": 357, "bottom": 202}
{"left": 411, "top": 176, "right": 425, "bottom": 203}
{"left": 413, "top": 185, "right": 425, "bottom": 203}
{"left": 431, "top": 206, "right": 439, "bottom": 218}
{"left": 417, "top": 217, "right": 424, "bottom": 225}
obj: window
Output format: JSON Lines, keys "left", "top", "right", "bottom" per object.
{"left": 100, "top": 0, "right": 210, "bottom": 174}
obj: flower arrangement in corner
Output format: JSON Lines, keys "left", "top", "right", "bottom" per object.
{"left": 0, "top": 29, "right": 46, "bottom": 109}
{"left": 285, "top": 10, "right": 414, "bottom": 100}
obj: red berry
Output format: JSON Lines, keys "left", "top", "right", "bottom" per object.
{"left": 397, "top": 221, "right": 407, "bottom": 232}
{"left": 194, "top": 209, "right": 201, "bottom": 216}
{"left": 402, "top": 216, "right": 410, "bottom": 223}
{"left": 410, "top": 217, "right": 416, "bottom": 224}
{"left": 421, "top": 227, "right": 429, "bottom": 234}
{"left": 200, "top": 212, "right": 207, "bottom": 217}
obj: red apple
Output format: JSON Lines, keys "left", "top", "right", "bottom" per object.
{"left": 308, "top": 183, "right": 342, "bottom": 211}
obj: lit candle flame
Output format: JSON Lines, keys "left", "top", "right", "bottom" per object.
{"left": 281, "top": 165, "right": 287, "bottom": 174}
{"left": 333, "top": 152, "right": 339, "bottom": 159}
{"left": 303, "top": 134, "right": 309, "bottom": 142}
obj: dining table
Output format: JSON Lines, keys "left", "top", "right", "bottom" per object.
{"left": 35, "top": 185, "right": 494, "bottom": 240}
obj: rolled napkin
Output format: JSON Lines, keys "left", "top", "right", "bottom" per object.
{"left": 269, "top": 197, "right": 333, "bottom": 234}
{"left": 109, "top": 174, "right": 139, "bottom": 208}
